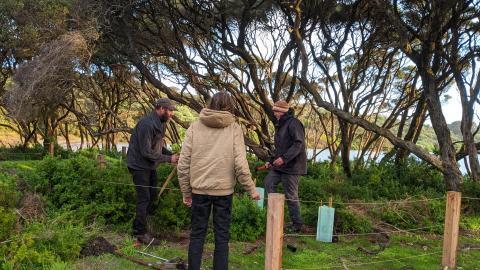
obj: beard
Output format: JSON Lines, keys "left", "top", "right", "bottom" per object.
{"left": 159, "top": 113, "right": 169, "bottom": 122}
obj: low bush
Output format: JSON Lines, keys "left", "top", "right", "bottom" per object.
{"left": 147, "top": 191, "right": 191, "bottom": 233}
{"left": 334, "top": 208, "right": 373, "bottom": 234}
{"left": 0, "top": 217, "right": 89, "bottom": 270}
{"left": 0, "top": 206, "right": 17, "bottom": 241}
{"left": 230, "top": 194, "right": 266, "bottom": 241}
{"left": 0, "top": 173, "right": 20, "bottom": 208}
{"left": 22, "top": 155, "right": 136, "bottom": 230}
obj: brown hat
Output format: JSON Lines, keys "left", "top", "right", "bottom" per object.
{"left": 272, "top": 100, "right": 289, "bottom": 113}
{"left": 155, "top": 98, "right": 176, "bottom": 110}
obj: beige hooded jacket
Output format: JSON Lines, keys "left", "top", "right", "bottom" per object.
{"left": 177, "top": 108, "right": 256, "bottom": 198}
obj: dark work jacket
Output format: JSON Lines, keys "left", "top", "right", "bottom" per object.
{"left": 127, "top": 112, "right": 172, "bottom": 170}
{"left": 271, "top": 110, "right": 307, "bottom": 175}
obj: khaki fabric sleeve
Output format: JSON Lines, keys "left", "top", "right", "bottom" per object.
{"left": 233, "top": 124, "right": 256, "bottom": 195}
{"left": 177, "top": 125, "right": 193, "bottom": 198}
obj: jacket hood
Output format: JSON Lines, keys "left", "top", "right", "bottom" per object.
{"left": 199, "top": 108, "right": 235, "bottom": 128}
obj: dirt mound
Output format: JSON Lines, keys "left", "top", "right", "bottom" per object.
{"left": 80, "top": 237, "right": 115, "bottom": 257}
{"left": 19, "top": 193, "right": 45, "bottom": 221}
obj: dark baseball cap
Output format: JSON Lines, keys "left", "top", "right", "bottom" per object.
{"left": 155, "top": 98, "right": 176, "bottom": 110}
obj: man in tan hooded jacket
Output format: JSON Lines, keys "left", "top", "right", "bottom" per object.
{"left": 177, "top": 92, "right": 260, "bottom": 270}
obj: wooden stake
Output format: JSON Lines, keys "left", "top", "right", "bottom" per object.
{"left": 265, "top": 193, "right": 285, "bottom": 270}
{"left": 49, "top": 142, "right": 54, "bottom": 157}
{"left": 121, "top": 146, "right": 127, "bottom": 156}
{"left": 328, "top": 197, "right": 333, "bottom": 208}
{"left": 97, "top": 154, "right": 106, "bottom": 169}
{"left": 158, "top": 166, "right": 177, "bottom": 197}
{"left": 442, "top": 191, "right": 461, "bottom": 269}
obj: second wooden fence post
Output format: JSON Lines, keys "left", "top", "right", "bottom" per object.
{"left": 265, "top": 193, "right": 285, "bottom": 270}
{"left": 442, "top": 191, "right": 462, "bottom": 269}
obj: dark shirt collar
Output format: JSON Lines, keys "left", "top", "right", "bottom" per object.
{"left": 276, "top": 110, "right": 294, "bottom": 128}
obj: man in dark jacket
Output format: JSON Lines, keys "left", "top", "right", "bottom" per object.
{"left": 127, "top": 98, "right": 179, "bottom": 244}
{"left": 264, "top": 100, "right": 307, "bottom": 232}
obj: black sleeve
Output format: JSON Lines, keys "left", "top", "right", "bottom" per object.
{"left": 281, "top": 120, "right": 305, "bottom": 164}
{"left": 137, "top": 122, "right": 169, "bottom": 162}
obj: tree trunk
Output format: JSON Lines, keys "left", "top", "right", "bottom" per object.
{"left": 339, "top": 120, "right": 352, "bottom": 177}
{"left": 455, "top": 72, "right": 480, "bottom": 181}
{"left": 43, "top": 118, "right": 55, "bottom": 157}
{"left": 461, "top": 120, "right": 480, "bottom": 181}
{"left": 63, "top": 123, "right": 72, "bottom": 151}
{"left": 395, "top": 97, "right": 428, "bottom": 164}
{"left": 423, "top": 74, "right": 462, "bottom": 191}
{"left": 79, "top": 124, "right": 84, "bottom": 150}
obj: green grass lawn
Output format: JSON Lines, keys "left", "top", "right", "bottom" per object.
{"left": 72, "top": 232, "right": 480, "bottom": 270}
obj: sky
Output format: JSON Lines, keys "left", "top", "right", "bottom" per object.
{"left": 442, "top": 88, "right": 462, "bottom": 124}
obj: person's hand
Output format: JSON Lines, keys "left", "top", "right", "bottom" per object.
{"left": 265, "top": 162, "right": 272, "bottom": 169}
{"left": 251, "top": 191, "right": 261, "bottom": 200}
{"left": 171, "top": 154, "right": 179, "bottom": 164}
{"left": 183, "top": 196, "right": 192, "bottom": 207}
{"left": 273, "top": 157, "right": 284, "bottom": 167}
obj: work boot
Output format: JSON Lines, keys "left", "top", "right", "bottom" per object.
{"left": 136, "top": 233, "right": 161, "bottom": 246}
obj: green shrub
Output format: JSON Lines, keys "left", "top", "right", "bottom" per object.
{"left": 334, "top": 208, "right": 373, "bottom": 234}
{"left": 301, "top": 204, "right": 318, "bottom": 226}
{"left": 21, "top": 155, "right": 189, "bottom": 234}
{"left": 368, "top": 200, "right": 445, "bottom": 233}
{"left": 0, "top": 173, "right": 20, "bottom": 208}
{"left": 23, "top": 156, "right": 136, "bottom": 230}
{"left": 462, "top": 179, "right": 480, "bottom": 212}
{"left": 350, "top": 158, "right": 445, "bottom": 200}
{"left": 0, "top": 219, "right": 88, "bottom": 270}
{"left": 461, "top": 216, "right": 480, "bottom": 232}
{"left": 230, "top": 194, "right": 266, "bottom": 241}
{"left": 148, "top": 191, "right": 191, "bottom": 233}
{"left": 0, "top": 207, "right": 16, "bottom": 241}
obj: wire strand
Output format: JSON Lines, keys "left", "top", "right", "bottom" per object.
{"left": 462, "top": 197, "right": 480, "bottom": 200}
{"left": 82, "top": 178, "right": 181, "bottom": 191}
{"left": 284, "top": 225, "right": 444, "bottom": 238}
{"left": 272, "top": 196, "right": 446, "bottom": 205}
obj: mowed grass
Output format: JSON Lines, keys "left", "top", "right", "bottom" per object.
{"left": 73, "top": 233, "right": 480, "bottom": 270}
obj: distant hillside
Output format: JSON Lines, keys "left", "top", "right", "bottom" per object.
{"left": 416, "top": 121, "right": 479, "bottom": 151}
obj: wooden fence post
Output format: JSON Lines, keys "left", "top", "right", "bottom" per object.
{"left": 97, "top": 154, "right": 106, "bottom": 169}
{"left": 265, "top": 193, "right": 285, "bottom": 270}
{"left": 442, "top": 191, "right": 462, "bottom": 269}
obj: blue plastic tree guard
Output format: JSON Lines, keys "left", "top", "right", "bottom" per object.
{"left": 256, "top": 187, "right": 265, "bottom": 209}
{"left": 316, "top": 205, "right": 335, "bottom": 242}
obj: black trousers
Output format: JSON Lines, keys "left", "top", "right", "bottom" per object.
{"left": 188, "top": 194, "right": 233, "bottom": 270}
{"left": 129, "top": 168, "right": 158, "bottom": 235}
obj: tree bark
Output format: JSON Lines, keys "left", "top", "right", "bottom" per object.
{"left": 422, "top": 73, "right": 462, "bottom": 191}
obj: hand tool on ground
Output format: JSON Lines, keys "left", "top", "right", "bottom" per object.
{"left": 136, "top": 250, "right": 187, "bottom": 269}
